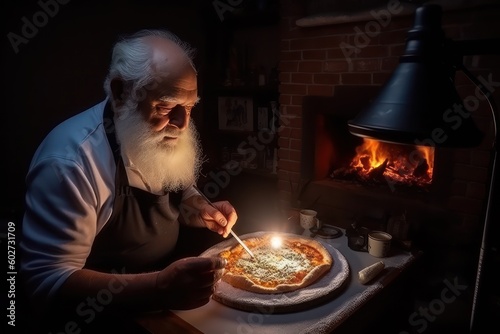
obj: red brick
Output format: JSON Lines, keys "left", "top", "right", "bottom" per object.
{"left": 289, "top": 126, "right": 302, "bottom": 138}
{"left": 290, "top": 149, "right": 302, "bottom": 161}
{"left": 327, "top": 23, "right": 360, "bottom": 35}
{"left": 341, "top": 73, "right": 372, "bottom": 85}
{"left": 275, "top": 1, "right": 498, "bottom": 231}
{"left": 384, "top": 15, "right": 412, "bottom": 31}
{"left": 284, "top": 105, "right": 302, "bottom": 116}
{"left": 278, "top": 159, "right": 301, "bottom": 173}
{"left": 379, "top": 29, "right": 407, "bottom": 45}
{"left": 279, "top": 94, "right": 291, "bottom": 105}
{"left": 294, "top": 25, "right": 349, "bottom": 37}
{"left": 291, "top": 73, "right": 313, "bottom": 84}
{"left": 307, "top": 85, "right": 334, "bottom": 96}
{"left": 327, "top": 48, "right": 348, "bottom": 59}
{"left": 279, "top": 61, "right": 299, "bottom": 72}
{"left": 278, "top": 148, "right": 291, "bottom": 160}
{"left": 290, "top": 36, "right": 345, "bottom": 50}
{"left": 291, "top": 95, "right": 304, "bottom": 106}
{"left": 303, "top": 50, "right": 327, "bottom": 60}
{"left": 277, "top": 125, "right": 291, "bottom": 138}
{"left": 344, "top": 32, "right": 380, "bottom": 48}
{"left": 290, "top": 138, "right": 302, "bottom": 150}
{"left": 352, "top": 59, "right": 381, "bottom": 72}
{"left": 298, "top": 61, "right": 323, "bottom": 72}
{"left": 278, "top": 137, "right": 290, "bottom": 149}
{"left": 279, "top": 83, "right": 307, "bottom": 95}
{"left": 314, "top": 73, "right": 341, "bottom": 85}
{"left": 323, "top": 60, "right": 349, "bottom": 72}
{"left": 358, "top": 45, "right": 389, "bottom": 58}
{"left": 279, "top": 72, "right": 291, "bottom": 84}
{"left": 287, "top": 116, "right": 302, "bottom": 129}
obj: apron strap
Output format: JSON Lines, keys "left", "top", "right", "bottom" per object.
{"left": 103, "top": 101, "right": 121, "bottom": 163}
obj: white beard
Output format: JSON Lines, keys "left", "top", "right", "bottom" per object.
{"left": 113, "top": 100, "right": 202, "bottom": 193}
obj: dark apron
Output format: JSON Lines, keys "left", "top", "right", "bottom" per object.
{"left": 85, "top": 103, "right": 182, "bottom": 273}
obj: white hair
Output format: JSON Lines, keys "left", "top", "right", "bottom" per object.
{"left": 103, "top": 29, "right": 196, "bottom": 100}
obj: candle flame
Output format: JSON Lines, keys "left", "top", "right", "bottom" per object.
{"left": 271, "top": 236, "right": 282, "bottom": 249}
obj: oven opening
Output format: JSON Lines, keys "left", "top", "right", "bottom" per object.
{"left": 330, "top": 138, "right": 434, "bottom": 190}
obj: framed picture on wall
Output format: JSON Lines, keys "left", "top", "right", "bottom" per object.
{"left": 218, "top": 96, "right": 253, "bottom": 131}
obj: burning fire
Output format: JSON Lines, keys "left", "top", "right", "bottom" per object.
{"left": 333, "top": 139, "right": 434, "bottom": 188}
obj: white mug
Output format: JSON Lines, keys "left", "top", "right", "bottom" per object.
{"left": 300, "top": 209, "right": 318, "bottom": 230}
{"left": 368, "top": 231, "right": 392, "bottom": 257}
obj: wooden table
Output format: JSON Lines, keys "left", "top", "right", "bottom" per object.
{"left": 135, "top": 228, "right": 421, "bottom": 334}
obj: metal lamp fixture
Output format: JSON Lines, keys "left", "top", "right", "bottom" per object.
{"left": 348, "top": 4, "right": 499, "bottom": 332}
{"left": 347, "top": 4, "right": 488, "bottom": 147}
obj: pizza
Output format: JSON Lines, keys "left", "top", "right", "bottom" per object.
{"left": 218, "top": 234, "right": 332, "bottom": 294}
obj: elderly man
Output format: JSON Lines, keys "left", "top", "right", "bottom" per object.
{"left": 20, "top": 29, "right": 237, "bottom": 332}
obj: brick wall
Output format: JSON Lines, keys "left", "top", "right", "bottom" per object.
{"left": 276, "top": 0, "right": 500, "bottom": 239}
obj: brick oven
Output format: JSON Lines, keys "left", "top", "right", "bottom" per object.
{"left": 276, "top": 0, "right": 500, "bottom": 329}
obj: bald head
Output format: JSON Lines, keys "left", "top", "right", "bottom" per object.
{"left": 147, "top": 35, "right": 194, "bottom": 72}
{"left": 103, "top": 29, "right": 197, "bottom": 103}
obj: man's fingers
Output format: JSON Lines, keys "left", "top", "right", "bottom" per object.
{"left": 211, "top": 256, "right": 227, "bottom": 269}
{"left": 181, "top": 256, "right": 226, "bottom": 272}
{"left": 200, "top": 204, "right": 227, "bottom": 227}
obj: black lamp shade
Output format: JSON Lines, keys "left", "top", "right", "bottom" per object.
{"left": 348, "top": 4, "right": 483, "bottom": 147}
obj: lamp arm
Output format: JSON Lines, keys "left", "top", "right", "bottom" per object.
{"left": 458, "top": 64, "right": 498, "bottom": 149}
{"left": 458, "top": 64, "right": 499, "bottom": 332}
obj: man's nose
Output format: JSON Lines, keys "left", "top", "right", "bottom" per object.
{"left": 168, "top": 106, "right": 190, "bottom": 129}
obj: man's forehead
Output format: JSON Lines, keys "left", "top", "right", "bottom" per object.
{"left": 159, "top": 94, "right": 200, "bottom": 104}
{"left": 150, "top": 74, "right": 198, "bottom": 101}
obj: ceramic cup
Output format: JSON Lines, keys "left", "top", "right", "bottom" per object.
{"left": 300, "top": 209, "right": 318, "bottom": 230}
{"left": 367, "top": 231, "right": 392, "bottom": 257}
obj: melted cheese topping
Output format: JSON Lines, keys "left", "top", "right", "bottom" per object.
{"left": 220, "top": 236, "right": 330, "bottom": 290}
{"left": 236, "top": 246, "right": 312, "bottom": 285}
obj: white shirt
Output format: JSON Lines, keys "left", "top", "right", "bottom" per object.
{"left": 20, "top": 100, "right": 197, "bottom": 304}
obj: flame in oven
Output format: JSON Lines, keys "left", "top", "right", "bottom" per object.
{"left": 332, "top": 139, "right": 434, "bottom": 188}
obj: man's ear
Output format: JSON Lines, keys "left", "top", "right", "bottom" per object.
{"left": 110, "top": 78, "right": 126, "bottom": 107}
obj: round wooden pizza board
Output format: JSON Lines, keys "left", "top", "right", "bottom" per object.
{"left": 200, "top": 231, "right": 350, "bottom": 313}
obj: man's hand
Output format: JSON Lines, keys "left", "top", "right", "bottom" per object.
{"left": 156, "top": 257, "right": 226, "bottom": 310}
{"left": 198, "top": 200, "right": 237, "bottom": 238}
{"left": 184, "top": 194, "right": 238, "bottom": 238}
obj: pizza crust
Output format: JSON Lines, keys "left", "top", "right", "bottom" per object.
{"left": 219, "top": 235, "right": 333, "bottom": 294}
